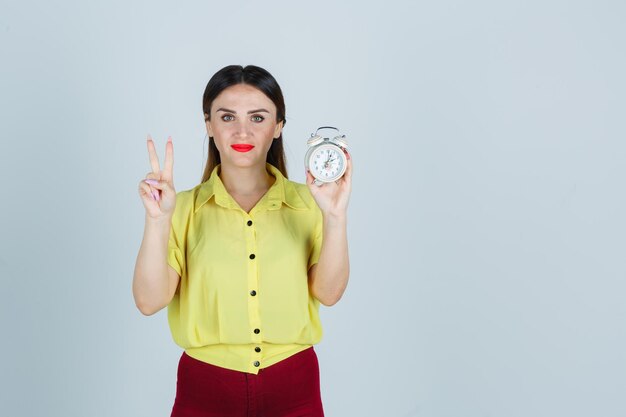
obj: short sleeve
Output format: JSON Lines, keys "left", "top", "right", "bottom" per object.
{"left": 307, "top": 212, "right": 323, "bottom": 271}
{"left": 167, "top": 192, "right": 187, "bottom": 277}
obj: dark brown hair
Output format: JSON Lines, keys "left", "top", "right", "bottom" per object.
{"left": 201, "top": 65, "right": 288, "bottom": 182}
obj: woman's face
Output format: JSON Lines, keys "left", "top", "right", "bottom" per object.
{"left": 206, "top": 83, "right": 283, "bottom": 169}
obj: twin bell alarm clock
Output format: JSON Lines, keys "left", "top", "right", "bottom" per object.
{"left": 304, "top": 126, "right": 349, "bottom": 186}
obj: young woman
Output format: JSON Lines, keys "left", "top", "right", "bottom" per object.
{"left": 133, "top": 65, "right": 352, "bottom": 417}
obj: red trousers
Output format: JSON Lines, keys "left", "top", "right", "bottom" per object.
{"left": 170, "top": 346, "right": 325, "bottom": 417}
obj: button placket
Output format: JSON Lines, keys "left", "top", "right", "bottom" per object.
{"left": 252, "top": 341, "right": 263, "bottom": 369}
{"left": 245, "top": 214, "right": 262, "bottom": 346}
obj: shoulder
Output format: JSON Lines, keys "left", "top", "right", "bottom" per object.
{"left": 284, "top": 178, "right": 321, "bottom": 212}
{"left": 170, "top": 184, "right": 202, "bottom": 223}
{"left": 173, "top": 187, "right": 196, "bottom": 209}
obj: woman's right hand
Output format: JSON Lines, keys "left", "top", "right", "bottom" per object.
{"left": 138, "top": 135, "right": 176, "bottom": 220}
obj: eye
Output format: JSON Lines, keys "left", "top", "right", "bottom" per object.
{"left": 221, "top": 114, "right": 235, "bottom": 122}
{"left": 251, "top": 115, "right": 265, "bottom": 122}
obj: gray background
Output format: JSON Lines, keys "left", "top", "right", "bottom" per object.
{"left": 1, "top": 0, "right": 624, "bottom": 416}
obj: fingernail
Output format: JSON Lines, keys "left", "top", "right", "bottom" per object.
{"left": 155, "top": 190, "right": 161, "bottom": 202}
{"left": 151, "top": 190, "right": 158, "bottom": 201}
{"left": 144, "top": 179, "right": 159, "bottom": 185}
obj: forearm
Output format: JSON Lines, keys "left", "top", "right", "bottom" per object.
{"left": 132, "top": 215, "right": 172, "bottom": 315}
{"left": 311, "top": 213, "right": 350, "bottom": 305}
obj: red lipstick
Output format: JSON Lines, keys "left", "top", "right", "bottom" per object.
{"left": 231, "top": 144, "right": 254, "bottom": 152}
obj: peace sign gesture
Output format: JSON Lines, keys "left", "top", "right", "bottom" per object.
{"left": 138, "top": 135, "right": 176, "bottom": 219}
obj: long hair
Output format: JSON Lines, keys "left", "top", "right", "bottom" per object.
{"left": 201, "top": 65, "right": 288, "bottom": 182}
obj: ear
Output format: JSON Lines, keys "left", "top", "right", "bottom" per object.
{"left": 273, "top": 120, "right": 284, "bottom": 139}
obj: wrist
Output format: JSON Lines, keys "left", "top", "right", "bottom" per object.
{"left": 322, "top": 211, "right": 347, "bottom": 226}
{"left": 145, "top": 213, "right": 173, "bottom": 228}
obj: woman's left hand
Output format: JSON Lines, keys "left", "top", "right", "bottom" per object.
{"left": 305, "top": 148, "right": 353, "bottom": 217}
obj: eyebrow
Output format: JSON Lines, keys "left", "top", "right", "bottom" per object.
{"left": 216, "top": 108, "right": 270, "bottom": 114}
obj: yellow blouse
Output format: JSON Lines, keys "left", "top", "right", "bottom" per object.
{"left": 167, "top": 163, "right": 324, "bottom": 374}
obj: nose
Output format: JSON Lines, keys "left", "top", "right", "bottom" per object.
{"left": 234, "top": 119, "right": 251, "bottom": 138}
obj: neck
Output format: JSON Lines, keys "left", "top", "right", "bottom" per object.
{"left": 219, "top": 161, "right": 275, "bottom": 196}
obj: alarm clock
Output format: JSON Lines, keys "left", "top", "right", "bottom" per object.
{"left": 304, "top": 126, "right": 349, "bottom": 186}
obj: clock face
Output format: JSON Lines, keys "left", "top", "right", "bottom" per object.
{"left": 309, "top": 144, "right": 346, "bottom": 182}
